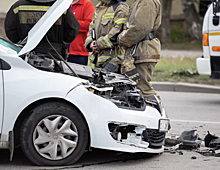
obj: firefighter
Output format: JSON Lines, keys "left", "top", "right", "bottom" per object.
{"left": 118, "top": 0, "right": 161, "bottom": 100}
{"left": 4, "top": 0, "right": 79, "bottom": 60}
{"left": 85, "top": 0, "right": 129, "bottom": 67}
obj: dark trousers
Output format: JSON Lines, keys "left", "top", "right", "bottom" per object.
{"left": 67, "top": 55, "right": 88, "bottom": 65}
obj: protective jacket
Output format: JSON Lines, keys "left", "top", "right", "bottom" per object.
{"left": 118, "top": 0, "right": 161, "bottom": 64}
{"left": 85, "top": 0, "right": 129, "bottom": 66}
{"left": 5, "top": 0, "right": 79, "bottom": 59}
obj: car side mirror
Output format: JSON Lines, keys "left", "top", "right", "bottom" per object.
{"left": 213, "top": 15, "right": 220, "bottom": 26}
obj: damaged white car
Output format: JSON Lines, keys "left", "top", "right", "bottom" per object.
{"left": 0, "top": 0, "right": 170, "bottom": 166}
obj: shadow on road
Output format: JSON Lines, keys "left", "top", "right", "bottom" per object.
{"left": 0, "top": 147, "right": 160, "bottom": 169}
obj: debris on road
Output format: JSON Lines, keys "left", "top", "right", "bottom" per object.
{"left": 204, "top": 131, "right": 220, "bottom": 148}
{"left": 165, "top": 130, "right": 220, "bottom": 158}
{"left": 165, "top": 130, "right": 201, "bottom": 149}
{"left": 191, "top": 156, "right": 197, "bottom": 159}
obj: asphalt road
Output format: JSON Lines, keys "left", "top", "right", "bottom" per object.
{"left": 0, "top": 91, "right": 220, "bottom": 170}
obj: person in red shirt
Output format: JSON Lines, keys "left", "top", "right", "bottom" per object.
{"left": 67, "top": 0, "right": 95, "bottom": 65}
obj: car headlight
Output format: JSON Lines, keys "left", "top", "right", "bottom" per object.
{"left": 159, "top": 119, "right": 170, "bottom": 132}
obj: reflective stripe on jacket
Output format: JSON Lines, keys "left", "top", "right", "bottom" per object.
{"left": 85, "top": 0, "right": 129, "bottom": 66}
{"left": 4, "top": 0, "right": 79, "bottom": 47}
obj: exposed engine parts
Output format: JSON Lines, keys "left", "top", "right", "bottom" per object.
{"left": 32, "top": 58, "right": 160, "bottom": 110}
{"left": 87, "top": 69, "right": 146, "bottom": 109}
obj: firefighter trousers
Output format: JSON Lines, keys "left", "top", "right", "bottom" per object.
{"left": 135, "top": 62, "right": 161, "bottom": 100}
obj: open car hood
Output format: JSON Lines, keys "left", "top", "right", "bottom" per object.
{"left": 18, "top": 0, "right": 72, "bottom": 56}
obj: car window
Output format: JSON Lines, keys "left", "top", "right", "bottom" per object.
{"left": 0, "top": 59, "right": 11, "bottom": 70}
{"left": 0, "top": 38, "right": 21, "bottom": 54}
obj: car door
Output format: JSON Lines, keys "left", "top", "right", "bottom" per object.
{"left": 0, "top": 59, "right": 4, "bottom": 136}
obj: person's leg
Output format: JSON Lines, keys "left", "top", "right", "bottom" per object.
{"left": 67, "top": 55, "right": 88, "bottom": 65}
{"left": 136, "top": 62, "right": 160, "bottom": 100}
{"left": 136, "top": 62, "right": 168, "bottom": 117}
{"left": 80, "top": 56, "right": 88, "bottom": 65}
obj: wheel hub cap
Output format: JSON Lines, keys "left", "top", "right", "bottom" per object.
{"left": 33, "top": 115, "right": 78, "bottom": 160}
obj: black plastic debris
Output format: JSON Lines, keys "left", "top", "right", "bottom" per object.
{"left": 204, "top": 131, "right": 220, "bottom": 148}
{"left": 165, "top": 130, "right": 201, "bottom": 149}
{"left": 195, "top": 149, "right": 216, "bottom": 157}
{"left": 179, "top": 130, "right": 201, "bottom": 149}
{"left": 178, "top": 151, "right": 183, "bottom": 155}
{"left": 165, "top": 136, "right": 181, "bottom": 146}
{"left": 195, "top": 148, "right": 220, "bottom": 157}
{"left": 165, "top": 131, "right": 220, "bottom": 158}
{"left": 180, "top": 130, "right": 198, "bottom": 141}
{"left": 214, "top": 150, "right": 220, "bottom": 157}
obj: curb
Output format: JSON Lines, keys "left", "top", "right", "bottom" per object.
{"left": 152, "top": 82, "right": 220, "bottom": 94}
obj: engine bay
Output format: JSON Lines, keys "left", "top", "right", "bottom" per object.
{"left": 60, "top": 61, "right": 157, "bottom": 110}
{"left": 26, "top": 54, "right": 159, "bottom": 111}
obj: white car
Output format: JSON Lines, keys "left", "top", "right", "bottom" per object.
{"left": 0, "top": 0, "right": 170, "bottom": 166}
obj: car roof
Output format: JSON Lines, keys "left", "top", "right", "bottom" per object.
{"left": 18, "top": 0, "right": 72, "bottom": 56}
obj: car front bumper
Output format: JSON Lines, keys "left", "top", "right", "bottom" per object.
{"left": 66, "top": 85, "right": 170, "bottom": 154}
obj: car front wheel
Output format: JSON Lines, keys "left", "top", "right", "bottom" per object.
{"left": 20, "top": 101, "right": 88, "bottom": 166}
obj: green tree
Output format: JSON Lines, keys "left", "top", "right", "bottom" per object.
{"left": 181, "top": 0, "right": 202, "bottom": 40}
{"left": 161, "top": 0, "right": 172, "bottom": 44}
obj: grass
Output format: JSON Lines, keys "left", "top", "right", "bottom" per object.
{"left": 88, "top": 56, "right": 220, "bottom": 86}
{"left": 153, "top": 57, "right": 220, "bottom": 86}
{"left": 153, "top": 21, "right": 220, "bottom": 85}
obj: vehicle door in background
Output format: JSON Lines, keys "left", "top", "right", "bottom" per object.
{"left": 208, "top": 0, "right": 220, "bottom": 78}
{"left": 197, "top": 0, "right": 220, "bottom": 78}
{"left": 0, "top": 59, "right": 4, "bottom": 137}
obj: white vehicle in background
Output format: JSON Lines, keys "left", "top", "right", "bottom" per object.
{"left": 0, "top": 0, "right": 170, "bottom": 166}
{"left": 197, "top": 0, "right": 220, "bottom": 79}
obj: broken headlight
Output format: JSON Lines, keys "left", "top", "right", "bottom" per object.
{"left": 159, "top": 119, "right": 170, "bottom": 132}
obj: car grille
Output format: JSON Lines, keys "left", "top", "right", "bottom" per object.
{"left": 143, "top": 129, "right": 166, "bottom": 149}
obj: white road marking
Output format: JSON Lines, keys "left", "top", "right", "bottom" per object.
{"left": 171, "top": 119, "right": 220, "bottom": 124}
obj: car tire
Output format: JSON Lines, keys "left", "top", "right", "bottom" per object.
{"left": 20, "top": 101, "right": 88, "bottom": 166}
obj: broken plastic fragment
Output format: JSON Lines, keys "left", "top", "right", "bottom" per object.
{"left": 165, "top": 130, "right": 201, "bottom": 149}
{"left": 204, "top": 131, "right": 220, "bottom": 148}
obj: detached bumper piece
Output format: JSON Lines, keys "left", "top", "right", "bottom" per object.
{"left": 109, "top": 123, "right": 166, "bottom": 149}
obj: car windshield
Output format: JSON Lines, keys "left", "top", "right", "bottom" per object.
{"left": 0, "top": 37, "right": 21, "bottom": 54}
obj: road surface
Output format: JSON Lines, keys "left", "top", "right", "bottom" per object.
{"left": 0, "top": 91, "right": 219, "bottom": 170}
